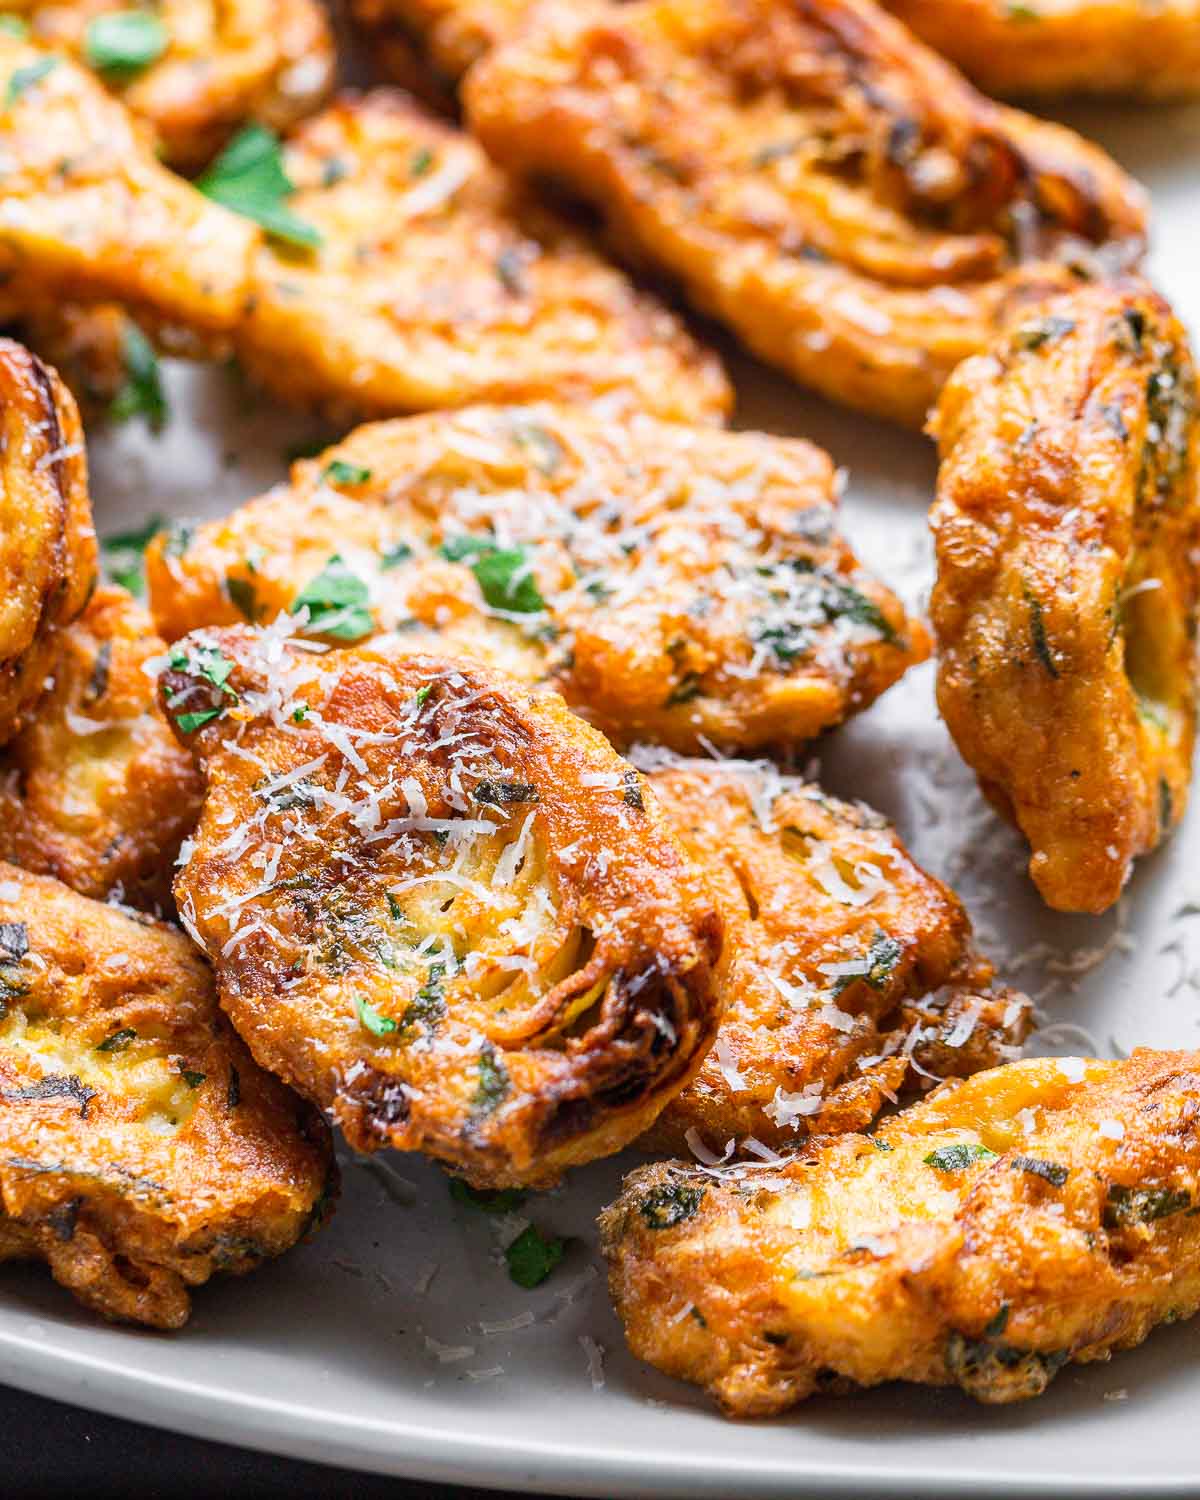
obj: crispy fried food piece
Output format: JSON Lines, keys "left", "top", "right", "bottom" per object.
{"left": 14, "top": 303, "right": 133, "bottom": 415}
{"left": 0, "top": 38, "right": 258, "bottom": 338}
{"left": 11, "top": 0, "right": 335, "bottom": 168}
{"left": 466, "top": 0, "right": 1148, "bottom": 428}
{"left": 602, "top": 1049, "right": 1200, "bottom": 1415}
{"left": 883, "top": 0, "right": 1200, "bottom": 102}
{"left": 145, "top": 406, "right": 927, "bottom": 753}
{"left": 635, "top": 754, "right": 1030, "bottom": 1153}
{"left": 931, "top": 281, "right": 1200, "bottom": 914}
{"left": 349, "top": 0, "right": 528, "bottom": 100}
{"left": 161, "top": 627, "right": 722, "bottom": 1188}
{"left": 0, "top": 586, "right": 203, "bottom": 911}
{"left": 0, "top": 863, "right": 334, "bottom": 1329}
{"left": 0, "top": 339, "right": 96, "bottom": 747}
{"left": 232, "top": 91, "right": 730, "bottom": 424}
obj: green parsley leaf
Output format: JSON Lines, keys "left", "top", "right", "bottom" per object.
{"left": 1011, "top": 1155, "right": 1069, "bottom": 1188}
{"left": 924, "top": 1143, "right": 998, "bottom": 1172}
{"left": 504, "top": 1224, "right": 566, "bottom": 1288}
{"left": 638, "top": 1183, "right": 704, "bottom": 1229}
{"left": 0, "top": 18, "right": 29, "bottom": 40}
{"left": 226, "top": 574, "right": 258, "bottom": 621}
{"left": 474, "top": 1042, "right": 508, "bottom": 1112}
{"left": 447, "top": 1179, "right": 526, "bottom": 1213}
{"left": 180, "top": 1069, "right": 206, "bottom": 1088}
{"left": 110, "top": 322, "right": 167, "bottom": 431}
{"left": 292, "top": 555, "right": 375, "bottom": 641}
{"left": 196, "top": 123, "right": 322, "bottom": 250}
{"left": 438, "top": 536, "right": 545, "bottom": 614}
{"left": 84, "top": 11, "right": 169, "bottom": 80}
{"left": 355, "top": 994, "right": 396, "bottom": 1037}
{"left": 1104, "top": 1183, "right": 1192, "bottom": 1227}
{"left": 5, "top": 56, "right": 57, "bottom": 110}
{"left": 380, "top": 541, "right": 413, "bottom": 571}
{"left": 175, "top": 707, "right": 222, "bottom": 734}
{"left": 95, "top": 1027, "right": 136, "bottom": 1053}
{"left": 410, "top": 146, "right": 434, "bottom": 178}
{"left": 413, "top": 684, "right": 432, "bottom": 710}
{"left": 291, "top": 702, "right": 308, "bottom": 723}
{"left": 321, "top": 458, "right": 372, "bottom": 487}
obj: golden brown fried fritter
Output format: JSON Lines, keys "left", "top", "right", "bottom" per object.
{"left": 931, "top": 281, "right": 1200, "bottom": 914}
{"left": 0, "top": 863, "right": 334, "bottom": 1329}
{"left": 602, "top": 1049, "right": 1200, "bottom": 1415}
{"left": 0, "top": 37, "right": 258, "bottom": 339}
{"left": 9, "top": 0, "right": 335, "bottom": 168}
{"left": 0, "top": 586, "right": 203, "bottom": 911}
{"left": 635, "top": 754, "right": 1030, "bottom": 1153}
{"left": 15, "top": 303, "right": 133, "bottom": 415}
{"left": 145, "top": 405, "right": 927, "bottom": 754}
{"left": 883, "top": 0, "right": 1200, "bottom": 101}
{"left": 232, "top": 91, "right": 730, "bottom": 424}
{"left": 161, "top": 627, "right": 723, "bottom": 1188}
{"left": 0, "top": 339, "right": 97, "bottom": 747}
{"left": 466, "top": 0, "right": 1148, "bottom": 428}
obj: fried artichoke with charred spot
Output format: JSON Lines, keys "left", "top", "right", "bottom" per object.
{"left": 11, "top": 0, "right": 334, "bottom": 168}
{"left": 0, "top": 863, "right": 335, "bottom": 1329}
{"left": 466, "top": 0, "right": 1148, "bottom": 428}
{"left": 883, "top": 0, "right": 1200, "bottom": 102}
{"left": 162, "top": 627, "right": 723, "bottom": 1188}
{"left": 0, "top": 37, "right": 258, "bottom": 340}
{"left": 0, "top": 338, "right": 97, "bottom": 747}
{"left": 602, "top": 1049, "right": 1200, "bottom": 1416}
{"left": 0, "top": 585, "right": 203, "bottom": 912}
{"left": 145, "top": 405, "right": 927, "bottom": 754}
{"left": 931, "top": 281, "right": 1200, "bottom": 914}
{"left": 232, "top": 90, "right": 730, "bottom": 424}
{"left": 635, "top": 755, "right": 1030, "bottom": 1154}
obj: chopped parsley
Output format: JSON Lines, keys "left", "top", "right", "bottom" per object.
{"left": 413, "top": 684, "right": 432, "bottom": 710}
{"left": 1025, "top": 587, "right": 1059, "bottom": 677}
{"left": 474, "top": 781, "right": 538, "bottom": 806}
{"left": 864, "top": 932, "right": 902, "bottom": 990}
{"left": 196, "top": 123, "right": 322, "bottom": 250}
{"left": 1014, "top": 315, "right": 1075, "bottom": 351}
{"left": 380, "top": 541, "right": 413, "bottom": 571}
{"left": 175, "top": 707, "right": 222, "bottom": 734}
{"left": 505, "top": 1224, "right": 566, "bottom": 1288}
{"left": 623, "top": 771, "right": 644, "bottom": 810}
{"left": 180, "top": 1069, "right": 206, "bottom": 1089}
{"left": 101, "top": 512, "right": 165, "bottom": 597}
{"left": 473, "top": 1043, "right": 509, "bottom": 1113}
{"left": 355, "top": 995, "right": 396, "bottom": 1037}
{"left": 400, "top": 966, "right": 446, "bottom": 1034}
{"left": 439, "top": 536, "right": 546, "bottom": 614}
{"left": 638, "top": 1183, "right": 704, "bottom": 1229}
{"left": 226, "top": 574, "right": 258, "bottom": 621}
{"left": 923, "top": 1142, "right": 998, "bottom": 1172}
{"left": 292, "top": 555, "right": 374, "bottom": 641}
{"left": 1011, "top": 1156, "right": 1068, "bottom": 1187}
{"left": 1104, "top": 1183, "right": 1192, "bottom": 1228}
{"left": 5, "top": 56, "right": 57, "bottom": 110}
{"left": 2, "top": 1073, "right": 96, "bottom": 1118}
{"left": 84, "top": 11, "right": 169, "bottom": 80}
{"left": 448, "top": 1179, "right": 526, "bottom": 1213}
{"left": 110, "top": 323, "right": 168, "bottom": 431}
{"left": 95, "top": 1027, "right": 136, "bottom": 1054}
{"left": 410, "top": 146, "right": 434, "bottom": 177}
{"left": 0, "top": 17, "right": 28, "bottom": 39}
{"left": 321, "top": 458, "right": 372, "bottom": 488}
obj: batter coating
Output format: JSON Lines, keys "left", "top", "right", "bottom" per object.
{"left": 466, "top": 0, "right": 1148, "bottom": 427}
{"left": 931, "top": 281, "right": 1200, "bottom": 913}
{"left": 145, "top": 405, "right": 926, "bottom": 754}
{"left": 0, "top": 864, "right": 334, "bottom": 1329}
{"left": 602, "top": 1050, "right": 1200, "bottom": 1414}
{"left": 637, "top": 754, "right": 1030, "bottom": 1153}
{"left": 163, "top": 627, "right": 722, "bottom": 1188}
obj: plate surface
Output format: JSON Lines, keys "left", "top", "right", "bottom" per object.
{"left": 1, "top": 100, "right": 1199, "bottom": 1499}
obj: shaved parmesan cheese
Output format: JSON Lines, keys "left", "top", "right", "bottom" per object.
{"left": 713, "top": 1035, "right": 748, "bottom": 1092}
{"left": 579, "top": 1336, "right": 606, "bottom": 1391}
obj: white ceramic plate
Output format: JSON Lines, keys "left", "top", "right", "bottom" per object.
{"left": 0, "top": 100, "right": 1198, "bottom": 1499}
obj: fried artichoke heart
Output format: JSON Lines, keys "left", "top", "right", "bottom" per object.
{"left": 8, "top": 0, "right": 334, "bottom": 168}
{"left": 0, "top": 36, "right": 258, "bottom": 338}
{"left": 0, "top": 585, "right": 203, "bottom": 911}
{"left": 636, "top": 754, "right": 1030, "bottom": 1153}
{"left": 0, "top": 338, "right": 96, "bottom": 747}
{"left": 466, "top": 0, "right": 1148, "bottom": 427}
{"left": 349, "top": 0, "right": 528, "bottom": 101}
{"left": 883, "top": 0, "right": 1200, "bottom": 102}
{"left": 931, "top": 281, "right": 1200, "bottom": 913}
{"left": 162, "top": 627, "right": 722, "bottom": 1188}
{"left": 231, "top": 90, "right": 730, "bottom": 424}
{"left": 602, "top": 1049, "right": 1200, "bottom": 1415}
{"left": 0, "top": 863, "right": 334, "bottom": 1329}
{"left": 145, "top": 405, "right": 927, "bottom": 754}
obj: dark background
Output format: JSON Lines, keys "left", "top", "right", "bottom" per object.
{"left": 0, "top": 1384, "right": 544, "bottom": 1500}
